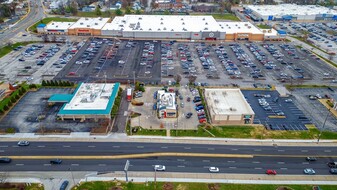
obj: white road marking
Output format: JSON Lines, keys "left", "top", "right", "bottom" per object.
{"left": 301, "top": 150, "right": 308, "bottom": 152}
{"left": 177, "top": 165, "right": 185, "bottom": 168}
{"left": 88, "top": 145, "right": 96, "bottom": 148}
{"left": 177, "top": 159, "right": 185, "bottom": 162}
{"left": 231, "top": 148, "right": 238, "bottom": 151}
{"left": 229, "top": 167, "right": 237, "bottom": 169}
{"left": 202, "top": 160, "right": 210, "bottom": 162}
{"left": 137, "top": 146, "right": 144, "bottom": 148}
{"left": 207, "top": 148, "right": 215, "bottom": 150}
{"left": 227, "top": 161, "right": 235, "bottom": 163}
{"left": 278, "top": 150, "right": 285, "bottom": 152}
{"left": 252, "top": 161, "right": 260, "bottom": 164}
{"left": 43, "top": 164, "right": 51, "bottom": 166}
{"left": 63, "top": 145, "right": 71, "bottom": 148}
{"left": 254, "top": 167, "right": 262, "bottom": 169}
{"left": 324, "top": 150, "right": 331, "bottom": 152}
{"left": 113, "top": 146, "right": 120, "bottom": 148}
{"left": 161, "top": 146, "right": 168, "bottom": 149}
{"left": 254, "top": 149, "right": 261, "bottom": 151}
{"left": 71, "top": 164, "right": 79, "bottom": 166}
{"left": 277, "top": 162, "right": 285, "bottom": 164}
{"left": 302, "top": 162, "right": 309, "bottom": 165}
{"left": 0, "top": 145, "right": 8, "bottom": 148}
{"left": 37, "top": 145, "right": 45, "bottom": 148}
{"left": 16, "top": 164, "right": 24, "bottom": 166}
{"left": 0, "top": 150, "right": 4, "bottom": 152}
{"left": 280, "top": 168, "right": 288, "bottom": 170}
{"left": 98, "top": 164, "right": 106, "bottom": 166}
{"left": 184, "top": 147, "right": 191, "bottom": 149}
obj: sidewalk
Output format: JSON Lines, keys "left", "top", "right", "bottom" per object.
{"left": 1, "top": 132, "right": 337, "bottom": 146}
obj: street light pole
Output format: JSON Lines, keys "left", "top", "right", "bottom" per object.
{"left": 317, "top": 109, "right": 330, "bottom": 143}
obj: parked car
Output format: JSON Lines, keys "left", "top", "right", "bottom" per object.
{"left": 59, "top": 180, "right": 69, "bottom": 190}
{"left": 266, "top": 169, "right": 277, "bottom": 175}
{"left": 185, "top": 112, "right": 193, "bottom": 119}
{"left": 303, "top": 168, "right": 315, "bottom": 175}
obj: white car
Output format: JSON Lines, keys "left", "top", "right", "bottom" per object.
{"left": 154, "top": 165, "right": 165, "bottom": 171}
{"left": 209, "top": 167, "right": 219, "bottom": 173}
{"left": 75, "top": 61, "right": 82, "bottom": 65}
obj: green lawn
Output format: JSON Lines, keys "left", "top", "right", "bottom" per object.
{"left": 0, "top": 41, "right": 37, "bottom": 58}
{"left": 130, "top": 126, "right": 166, "bottom": 136}
{"left": 190, "top": 13, "right": 240, "bottom": 21}
{"left": 29, "top": 17, "right": 78, "bottom": 33}
{"left": 257, "top": 24, "right": 271, "bottom": 29}
{"left": 0, "top": 84, "right": 29, "bottom": 110}
{"left": 74, "top": 181, "right": 337, "bottom": 190}
{"left": 76, "top": 11, "right": 113, "bottom": 18}
{"left": 291, "top": 36, "right": 327, "bottom": 54}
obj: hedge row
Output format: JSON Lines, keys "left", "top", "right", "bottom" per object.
{"left": 42, "top": 80, "right": 74, "bottom": 87}
{"left": 0, "top": 85, "right": 31, "bottom": 115}
{"left": 111, "top": 88, "right": 123, "bottom": 119}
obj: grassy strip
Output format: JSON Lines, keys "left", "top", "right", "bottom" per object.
{"left": 131, "top": 126, "right": 166, "bottom": 136}
{"left": 0, "top": 41, "right": 37, "bottom": 58}
{"left": 28, "top": 17, "right": 78, "bottom": 33}
{"left": 0, "top": 84, "right": 29, "bottom": 111}
{"left": 285, "top": 84, "right": 329, "bottom": 90}
{"left": 76, "top": 11, "right": 113, "bottom": 18}
{"left": 74, "top": 181, "right": 337, "bottom": 190}
{"left": 313, "top": 52, "right": 337, "bottom": 69}
{"left": 291, "top": 36, "right": 327, "bottom": 54}
{"left": 190, "top": 13, "right": 240, "bottom": 21}
{"left": 257, "top": 24, "right": 271, "bottom": 29}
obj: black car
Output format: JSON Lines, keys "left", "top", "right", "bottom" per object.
{"left": 0, "top": 157, "right": 11, "bottom": 163}
{"left": 60, "top": 180, "right": 69, "bottom": 190}
{"left": 185, "top": 112, "right": 193, "bottom": 119}
{"left": 330, "top": 168, "right": 337, "bottom": 174}
{"left": 327, "top": 162, "right": 337, "bottom": 168}
{"left": 50, "top": 159, "right": 62, "bottom": 164}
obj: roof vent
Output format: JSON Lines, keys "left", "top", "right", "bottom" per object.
{"left": 149, "top": 28, "right": 152, "bottom": 31}
{"left": 205, "top": 22, "right": 208, "bottom": 25}
{"left": 158, "top": 28, "right": 161, "bottom": 31}
{"left": 181, "top": 18, "right": 184, "bottom": 20}
{"left": 204, "top": 27, "right": 208, "bottom": 30}
{"left": 160, "top": 18, "right": 163, "bottom": 20}
{"left": 85, "top": 18, "right": 88, "bottom": 20}
{"left": 56, "top": 26, "right": 58, "bottom": 28}
{"left": 163, "top": 27, "right": 166, "bottom": 30}
{"left": 95, "top": 23, "right": 98, "bottom": 25}
{"left": 80, "top": 22, "right": 83, "bottom": 25}
{"left": 52, "top": 23, "right": 55, "bottom": 25}
{"left": 171, "top": 29, "right": 174, "bottom": 31}
{"left": 160, "top": 22, "right": 163, "bottom": 24}
{"left": 182, "top": 22, "right": 185, "bottom": 25}
{"left": 202, "top": 18, "right": 205, "bottom": 20}
{"left": 139, "top": 17, "right": 142, "bottom": 20}
{"left": 140, "top": 28, "right": 143, "bottom": 30}
{"left": 87, "top": 25, "right": 90, "bottom": 27}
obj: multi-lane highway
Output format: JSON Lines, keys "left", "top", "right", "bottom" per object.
{"left": 0, "top": 0, "right": 45, "bottom": 46}
{"left": 1, "top": 141, "right": 336, "bottom": 175}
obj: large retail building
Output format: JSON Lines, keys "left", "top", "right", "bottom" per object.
{"left": 245, "top": 4, "right": 337, "bottom": 21}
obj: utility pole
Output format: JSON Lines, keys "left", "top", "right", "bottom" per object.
{"left": 317, "top": 109, "right": 330, "bottom": 143}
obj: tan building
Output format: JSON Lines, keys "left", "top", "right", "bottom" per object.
{"left": 157, "top": 90, "right": 177, "bottom": 118}
{"left": 219, "top": 22, "right": 264, "bottom": 41}
{"left": 204, "top": 88, "right": 255, "bottom": 125}
{"left": 67, "top": 17, "right": 111, "bottom": 36}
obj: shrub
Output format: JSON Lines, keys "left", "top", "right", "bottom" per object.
{"left": 15, "top": 94, "right": 20, "bottom": 100}
{"left": 3, "top": 105, "right": 9, "bottom": 111}
{"left": 5, "top": 127, "right": 15, "bottom": 133}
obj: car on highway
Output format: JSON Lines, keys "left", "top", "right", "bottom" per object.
{"left": 327, "top": 162, "right": 337, "bottom": 168}
{"left": 154, "top": 165, "right": 165, "bottom": 171}
{"left": 265, "top": 169, "right": 277, "bottom": 175}
{"left": 209, "top": 167, "right": 219, "bottom": 173}
{"left": 306, "top": 157, "right": 317, "bottom": 161}
{"left": 50, "top": 159, "right": 62, "bottom": 164}
{"left": 303, "top": 168, "right": 315, "bottom": 175}
{"left": 17, "top": 141, "right": 30, "bottom": 146}
{"left": 59, "top": 180, "right": 69, "bottom": 190}
{"left": 330, "top": 168, "right": 337, "bottom": 174}
{"left": 0, "top": 157, "right": 12, "bottom": 163}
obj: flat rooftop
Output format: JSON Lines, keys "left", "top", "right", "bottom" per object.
{"left": 158, "top": 90, "right": 176, "bottom": 110}
{"left": 49, "top": 83, "right": 120, "bottom": 115}
{"left": 69, "top": 17, "right": 110, "bottom": 30}
{"left": 45, "top": 21, "right": 75, "bottom": 31}
{"left": 103, "top": 15, "right": 221, "bottom": 32}
{"left": 205, "top": 88, "right": 254, "bottom": 116}
{"left": 247, "top": 4, "right": 337, "bottom": 16}
{"left": 218, "top": 22, "right": 262, "bottom": 34}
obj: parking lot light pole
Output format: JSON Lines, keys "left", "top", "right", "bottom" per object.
{"left": 317, "top": 108, "right": 330, "bottom": 144}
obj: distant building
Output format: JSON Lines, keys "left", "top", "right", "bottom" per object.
{"left": 192, "top": 4, "right": 217, "bottom": 12}
{"left": 204, "top": 88, "right": 255, "bottom": 125}
{"left": 49, "top": 0, "right": 68, "bottom": 10}
{"left": 44, "top": 21, "right": 75, "bottom": 34}
{"left": 155, "top": 0, "right": 183, "bottom": 9}
{"left": 157, "top": 90, "right": 177, "bottom": 118}
{"left": 67, "top": 17, "right": 111, "bottom": 36}
{"left": 36, "top": 23, "right": 46, "bottom": 33}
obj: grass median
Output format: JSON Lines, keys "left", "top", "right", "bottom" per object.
{"left": 190, "top": 13, "right": 240, "bottom": 21}
{"left": 28, "top": 17, "right": 78, "bottom": 33}
{"left": 0, "top": 41, "right": 37, "bottom": 58}
{"left": 74, "top": 181, "right": 337, "bottom": 190}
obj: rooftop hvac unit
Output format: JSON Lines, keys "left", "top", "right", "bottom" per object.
{"left": 138, "top": 17, "right": 142, "bottom": 20}
{"left": 149, "top": 28, "right": 152, "bottom": 30}
{"left": 160, "top": 18, "right": 163, "bottom": 20}
{"left": 158, "top": 28, "right": 161, "bottom": 31}
{"left": 52, "top": 23, "right": 55, "bottom": 25}
{"left": 248, "top": 26, "right": 251, "bottom": 28}
{"left": 95, "top": 23, "right": 98, "bottom": 25}
{"left": 56, "top": 26, "right": 58, "bottom": 28}
{"left": 262, "top": 30, "right": 266, "bottom": 33}
{"left": 221, "top": 27, "right": 224, "bottom": 29}
{"left": 268, "top": 30, "right": 272, "bottom": 33}
{"left": 140, "top": 28, "right": 143, "bottom": 30}
{"left": 68, "top": 23, "right": 71, "bottom": 25}
{"left": 80, "top": 23, "right": 83, "bottom": 25}
{"left": 203, "top": 18, "right": 205, "bottom": 20}
{"left": 160, "top": 22, "right": 163, "bottom": 24}
{"left": 87, "top": 25, "right": 90, "bottom": 27}
{"left": 163, "top": 27, "right": 166, "bottom": 30}
{"left": 238, "top": 27, "right": 240, "bottom": 29}
{"left": 214, "top": 99, "right": 219, "bottom": 103}
{"left": 205, "top": 22, "right": 208, "bottom": 25}
{"left": 244, "top": 23, "right": 248, "bottom": 26}
{"left": 171, "top": 29, "right": 174, "bottom": 31}
{"left": 235, "top": 24, "right": 238, "bottom": 26}
{"left": 229, "top": 107, "right": 237, "bottom": 111}
{"left": 204, "top": 27, "right": 208, "bottom": 30}
{"left": 85, "top": 18, "right": 88, "bottom": 20}
{"left": 182, "top": 22, "right": 185, "bottom": 25}
{"left": 122, "top": 20, "right": 126, "bottom": 23}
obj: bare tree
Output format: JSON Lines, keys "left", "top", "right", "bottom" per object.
{"left": 174, "top": 74, "right": 182, "bottom": 84}
{"left": 188, "top": 75, "right": 197, "bottom": 85}
{"left": 42, "top": 34, "right": 49, "bottom": 43}
{"left": 0, "top": 172, "right": 8, "bottom": 184}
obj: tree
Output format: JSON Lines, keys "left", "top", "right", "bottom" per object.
{"left": 15, "top": 94, "right": 20, "bottom": 100}
{"left": 50, "top": 80, "right": 55, "bottom": 86}
{"left": 0, "top": 109, "right": 3, "bottom": 115}
{"left": 10, "top": 96, "right": 16, "bottom": 103}
{"left": 115, "top": 9, "right": 123, "bottom": 16}
{"left": 174, "top": 74, "right": 182, "bottom": 84}
{"left": 45, "top": 80, "right": 51, "bottom": 86}
{"left": 164, "top": 10, "right": 170, "bottom": 15}
{"left": 54, "top": 80, "right": 59, "bottom": 86}
{"left": 42, "top": 34, "right": 49, "bottom": 43}
{"left": 29, "top": 84, "right": 37, "bottom": 89}
{"left": 95, "top": 6, "right": 102, "bottom": 16}
{"left": 105, "top": 10, "right": 111, "bottom": 17}
{"left": 3, "top": 105, "right": 9, "bottom": 111}
{"left": 69, "top": 0, "right": 78, "bottom": 15}
{"left": 188, "top": 75, "right": 197, "bottom": 85}
{"left": 42, "top": 80, "right": 46, "bottom": 86}
{"left": 21, "top": 88, "right": 26, "bottom": 93}
{"left": 125, "top": 6, "right": 132, "bottom": 14}
{"left": 135, "top": 9, "right": 141, "bottom": 14}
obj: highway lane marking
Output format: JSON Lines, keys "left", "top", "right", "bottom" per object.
{"left": 254, "top": 149, "right": 262, "bottom": 151}
{"left": 184, "top": 147, "right": 191, "bottom": 150}
{"left": 16, "top": 164, "right": 24, "bottom": 166}
{"left": 12, "top": 146, "right": 19, "bottom": 148}
{"left": 0, "top": 146, "right": 8, "bottom": 148}
{"left": 324, "top": 150, "right": 332, "bottom": 152}
{"left": 177, "top": 165, "right": 185, "bottom": 168}
{"left": 137, "top": 146, "right": 144, "bottom": 149}
{"left": 98, "top": 164, "right": 106, "bottom": 166}
{"left": 7, "top": 153, "right": 254, "bottom": 159}
{"left": 63, "top": 145, "right": 71, "bottom": 148}
{"left": 44, "top": 164, "right": 51, "bottom": 166}
{"left": 278, "top": 150, "right": 285, "bottom": 152}
{"left": 231, "top": 149, "right": 238, "bottom": 151}
{"left": 202, "top": 160, "right": 210, "bottom": 162}
{"left": 113, "top": 146, "right": 120, "bottom": 148}
{"left": 177, "top": 159, "right": 185, "bottom": 162}
{"left": 277, "top": 162, "right": 285, "bottom": 164}
{"left": 38, "top": 145, "right": 45, "bottom": 148}
{"left": 252, "top": 161, "right": 260, "bottom": 164}
{"left": 88, "top": 146, "right": 96, "bottom": 148}
{"left": 0, "top": 150, "right": 4, "bottom": 153}
{"left": 161, "top": 147, "right": 168, "bottom": 149}
{"left": 207, "top": 148, "right": 215, "bottom": 150}
{"left": 227, "top": 161, "right": 235, "bottom": 163}
{"left": 229, "top": 167, "right": 237, "bottom": 169}
{"left": 254, "top": 167, "right": 262, "bottom": 169}
{"left": 280, "top": 168, "right": 288, "bottom": 170}
{"left": 71, "top": 164, "right": 79, "bottom": 166}
{"left": 302, "top": 162, "right": 309, "bottom": 165}
{"left": 301, "top": 150, "right": 308, "bottom": 152}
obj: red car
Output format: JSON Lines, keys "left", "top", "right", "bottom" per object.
{"left": 199, "top": 118, "right": 206, "bottom": 123}
{"left": 266, "top": 169, "right": 277, "bottom": 175}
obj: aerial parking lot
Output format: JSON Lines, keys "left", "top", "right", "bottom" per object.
{"left": 0, "top": 43, "right": 70, "bottom": 83}
{"left": 54, "top": 38, "right": 161, "bottom": 84}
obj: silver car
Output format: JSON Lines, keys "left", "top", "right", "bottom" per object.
{"left": 303, "top": 168, "right": 315, "bottom": 175}
{"left": 17, "top": 141, "right": 30, "bottom": 146}
{"left": 209, "top": 167, "right": 219, "bottom": 173}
